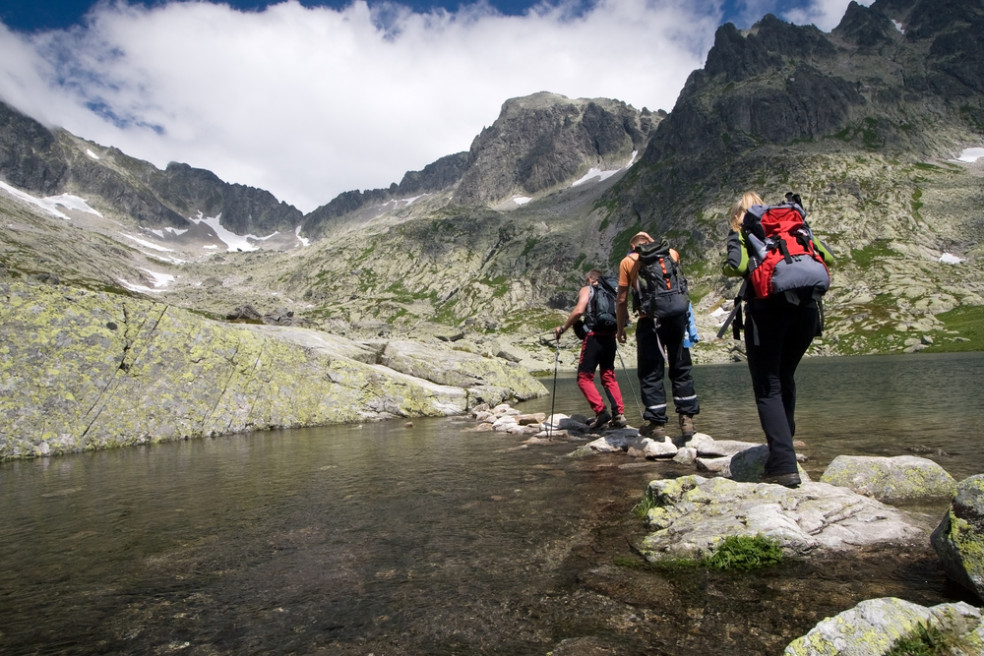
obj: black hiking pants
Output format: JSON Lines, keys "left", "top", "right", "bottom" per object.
{"left": 635, "top": 315, "right": 699, "bottom": 425}
{"left": 743, "top": 296, "right": 820, "bottom": 476}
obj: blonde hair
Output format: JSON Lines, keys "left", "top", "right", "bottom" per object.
{"left": 728, "top": 191, "right": 764, "bottom": 232}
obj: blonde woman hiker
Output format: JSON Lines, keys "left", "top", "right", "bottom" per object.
{"left": 723, "top": 191, "right": 834, "bottom": 488}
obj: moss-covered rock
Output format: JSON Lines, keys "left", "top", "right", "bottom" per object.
{"left": 931, "top": 474, "right": 984, "bottom": 602}
{"left": 784, "top": 597, "right": 984, "bottom": 656}
{"left": 640, "top": 475, "right": 923, "bottom": 561}
{"left": 0, "top": 281, "right": 546, "bottom": 460}
{"left": 821, "top": 454, "right": 957, "bottom": 503}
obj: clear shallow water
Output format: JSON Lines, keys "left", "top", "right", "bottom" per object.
{"left": 1, "top": 352, "right": 982, "bottom": 655}
{"left": 536, "top": 351, "right": 984, "bottom": 481}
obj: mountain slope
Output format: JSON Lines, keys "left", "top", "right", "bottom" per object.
{"left": 0, "top": 102, "right": 303, "bottom": 236}
{"left": 596, "top": 0, "right": 984, "bottom": 353}
{"left": 0, "top": 0, "right": 982, "bottom": 363}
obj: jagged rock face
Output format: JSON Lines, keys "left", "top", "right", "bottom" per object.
{"left": 610, "top": 0, "right": 984, "bottom": 229}
{"left": 150, "top": 162, "right": 302, "bottom": 234}
{"left": 397, "top": 151, "right": 472, "bottom": 196}
{"left": 453, "top": 92, "right": 657, "bottom": 206}
{"left": 60, "top": 138, "right": 189, "bottom": 228}
{"left": 300, "top": 93, "right": 656, "bottom": 237}
{"left": 833, "top": 0, "right": 904, "bottom": 51}
{"left": 0, "top": 102, "right": 69, "bottom": 194}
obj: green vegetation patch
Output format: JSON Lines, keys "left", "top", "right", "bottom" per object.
{"left": 850, "top": 239, "right": 899, "bottom": 269}
{"left": 499, "top": 308, "right": 559, "bottom": 335}
{"left": 833, "top": 117, "right": 886, "bottom": 149}
{"left": 886, "top": 623, "right": 962, "bottom": 656}
{"left": 700, "top": 535, "right": 785, "bottom": 571}
{"left": 911, "top": 187, "right": 924, "bottom": 219}
{"left": 926, "top": 305, "right": 984, "bottom": 352}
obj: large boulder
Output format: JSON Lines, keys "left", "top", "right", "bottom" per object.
{"left": 931, "top": 475, "right": 984, "bottom": 601}
{"left": 640, "top": 475, "right": 924, "bottom": 560}
{"left": 821, "top": 454, "right": 957, "bottom": 503}
{"left": 784, "top": 597, "right": 984, "bottom": 655}
{"left": 0, "top": 281, "right": 546, "bottom": 460}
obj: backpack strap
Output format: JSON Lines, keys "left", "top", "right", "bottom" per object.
{"left": 597, "top": 276, "right": 618, "bottom": 296}
{"left": 776, "top": 237, "right": 792, "bottom": 264}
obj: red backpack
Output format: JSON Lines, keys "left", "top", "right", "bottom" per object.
{"left": 743, "top": 203, "right": 829, "bottom": 302}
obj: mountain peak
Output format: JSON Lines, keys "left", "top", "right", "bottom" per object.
{"left": 451, "top": 92, "right": 657, "bottom": 207}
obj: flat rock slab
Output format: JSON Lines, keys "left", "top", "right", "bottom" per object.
{"left": 641, "top": 475, "right": 926, "bottom": 560}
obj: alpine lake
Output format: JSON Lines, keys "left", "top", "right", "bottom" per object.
{"left": 2, "top": 352, "right": 982, "bottom": 655}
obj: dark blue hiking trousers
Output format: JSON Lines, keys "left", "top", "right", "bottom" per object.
{"left": 743, "top": 297, "right": 820, "bottom": 476}
{"left": 635, "top": 315, "right": 699, "bottom": 425}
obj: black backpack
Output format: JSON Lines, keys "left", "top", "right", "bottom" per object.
{"left": 585, "top": 275, "right": 619, "bottom": 333}
{"left": 635, "top": 240, "right": 689, "bottom": 321}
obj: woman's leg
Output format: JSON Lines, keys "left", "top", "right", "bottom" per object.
{"left": 778, "top": 303, "right": 820, "bottom": 438}
{"left": 745, "top": 303, "right": 799, "bottom": 475}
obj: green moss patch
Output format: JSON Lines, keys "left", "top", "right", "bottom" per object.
{"left": 700, "top": 535, "right": 785, "bottom": 571}
{"left": 886, "top": 623, "right": 961, "bottom": 656}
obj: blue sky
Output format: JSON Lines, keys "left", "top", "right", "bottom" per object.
{"left": 0, "top": 0, "right": 781, "bottom": 31}
{"left": 0, "top": 0, "right": 866, "bottom": 211}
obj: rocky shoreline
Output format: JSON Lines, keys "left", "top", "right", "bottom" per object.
{"left": 0, "top": 281, "right": 547, "bottom": 460}
{"left": 473, "top": 402, "right": 984, "bottom": 655}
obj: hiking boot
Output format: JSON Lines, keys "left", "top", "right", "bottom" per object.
{"left": 609, "top": 413, "right": 627, "bottom": 428}
{"left": 589, "top": 409, "right": 612, "bottom": 430}
{"left": 760, "top": 472, "right": 801, "bottom": 489}
{"left": 679, "top": 414, "right": 695, "bottom": 438}
{"left": 638, "top": 421, "right": 666, "bottom": 439}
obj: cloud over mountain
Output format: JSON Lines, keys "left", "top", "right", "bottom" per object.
{"left": 0, "top": 0, "right": 865, "bottom": 212}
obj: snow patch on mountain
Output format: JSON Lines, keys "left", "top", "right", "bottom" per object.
{"left": 189, "top": 212, "right": 278, "bottom": 252}
{"left": 571, "top": 151, "right": 638, "bottom": 187}
{"left": 0, "top": 181, "right": 102, "bottom": 220}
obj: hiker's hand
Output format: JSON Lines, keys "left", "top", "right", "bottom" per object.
{"left": 554, "top": 326, "right": 564, "bottom": 341}
{"left": 617, "top": 328, "right": 627, "bottom": 344}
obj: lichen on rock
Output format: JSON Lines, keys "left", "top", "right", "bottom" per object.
{"left": 0, "top": 281, "right": 547, "bottom": 460}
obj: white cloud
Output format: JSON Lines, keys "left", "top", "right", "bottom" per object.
{"left": 0, "top": 0, "right": 862, "bottom": 213}
{"left": 781, "top": 0, "right": 867, "bottom": 31}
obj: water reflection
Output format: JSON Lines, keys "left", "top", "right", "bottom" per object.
{"left": 1, "top": 352, "right": 982, "bottom": 655}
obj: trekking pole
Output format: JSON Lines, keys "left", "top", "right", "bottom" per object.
{"left": 548, "top": 338, "right": 560, "bottom": 439}
{"left": 615, "top": 345, "right": 643, "bottom": 418}
{"left": 716, "top": 280, "right": 748, "bottom": 339}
